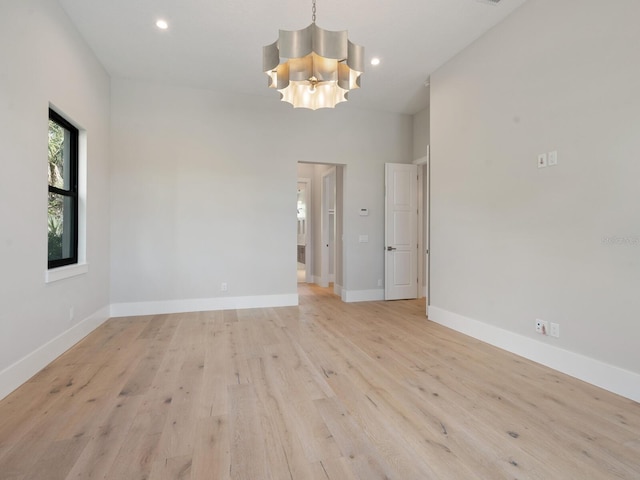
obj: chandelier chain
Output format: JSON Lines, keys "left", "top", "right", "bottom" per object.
{"left": 312, "top": 0, "right": 316, "bottom": 23}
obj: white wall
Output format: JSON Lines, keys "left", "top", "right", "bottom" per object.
{"left": 110, "top": 79, "right": 413, "bottom": 313}
{"left": 413, "top": 106, "right": 431, "bottom": 296}
{"left": 413, "top": 106, "right": 430, "bottom": 161}
{"left": 0, "top": 0, "right": 111, "bottom": 398}
{"left": 429, "top": 0, "right": 640, "bottom": 401}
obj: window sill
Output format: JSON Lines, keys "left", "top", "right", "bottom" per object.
{"left": 45, "top": 263, "right": 89, "bottom": 283}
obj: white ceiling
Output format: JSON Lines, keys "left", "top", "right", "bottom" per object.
{"left": 57, "top": 0, "right": 528, "bottom": 115}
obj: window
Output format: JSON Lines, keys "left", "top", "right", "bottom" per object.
{"left": 48, "top": 109, "right": 79, "bottom": 269}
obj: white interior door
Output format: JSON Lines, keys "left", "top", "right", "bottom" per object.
{"left": 385, "top": 163, "right": 418, "bottom": 300}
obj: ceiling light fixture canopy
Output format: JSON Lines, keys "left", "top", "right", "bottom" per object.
{"left": 263, "top": 0, "right": 364, "bottom": 110}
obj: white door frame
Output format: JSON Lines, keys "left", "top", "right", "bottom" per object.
{"left": 297, "top": 178, "right": 312, "bottom": 283}
{"left": 320, "top": 168, "right": 336, "bottom": 288}
{"left": 414, "top": 150, "right": 429, "bottom": 299}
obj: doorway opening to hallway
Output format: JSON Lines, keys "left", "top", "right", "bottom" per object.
{"left": 296, "top": 162, "right": 344, "bottom": 298}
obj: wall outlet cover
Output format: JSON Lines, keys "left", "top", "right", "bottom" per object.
{"left": 535, "top": 319, "right": 549, "bottom": 335}
{"left": 538, "top": 153, "right": 548, "bottom": 168}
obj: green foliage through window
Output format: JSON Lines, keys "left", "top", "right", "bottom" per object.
{"left": 48, "top": 109, "right": 78, "bottom": 268}
{"left": 48, "top": 120, "right": 64, "bottom": 261}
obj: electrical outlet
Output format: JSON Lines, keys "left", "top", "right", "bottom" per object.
{"left": 535, "top": 319, "right": 549, "bottom": 335}
{"left": 377, "top": 279, "right": 383, "bottom": 287}
{"left": 537, "top": 153, "right": 548, "bottom": 168}
{"left": 550, "top": 322, "right": 560, "bottom": 338}
{"left": 221, "top": 282, "right": 228, "bottom": 292}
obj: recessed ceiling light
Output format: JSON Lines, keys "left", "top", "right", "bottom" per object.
{"left": 156, "top": 19, "right": 168, "bottom": 30}
{"left": 370, "top": 57, "right": 381, "bottom": 66}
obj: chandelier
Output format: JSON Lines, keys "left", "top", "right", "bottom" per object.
{"left": 263, "top": 0, "right": 364, "bottom": 110}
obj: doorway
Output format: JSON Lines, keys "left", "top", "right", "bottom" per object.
{"left": 296, "top": 163, "right": 343, "bottom": 295}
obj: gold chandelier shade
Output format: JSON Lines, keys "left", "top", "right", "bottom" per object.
{"left": 263, "top": 23, "right": 364, "bottom": 109}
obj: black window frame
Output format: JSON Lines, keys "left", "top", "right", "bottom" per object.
{"left": 48, "top": 108, "right": 79, "bottom": 269}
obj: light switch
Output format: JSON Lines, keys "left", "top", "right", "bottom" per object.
{"left": 548, "top": 150, "right": 558, "bottom": 166}
{"left": 358, "top": 235, "right": 369, "bottom": 243}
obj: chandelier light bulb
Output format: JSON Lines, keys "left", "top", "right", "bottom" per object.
{"left": 308, "top": 76, "right": 318, "bottom": 93}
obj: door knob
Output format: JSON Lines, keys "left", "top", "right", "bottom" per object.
{"left": 387, "top": 246, "right": 396, "bottom": 251}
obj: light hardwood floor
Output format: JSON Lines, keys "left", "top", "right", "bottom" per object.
{"left": 1, "top": 284, "right": 639, "bottom": 479}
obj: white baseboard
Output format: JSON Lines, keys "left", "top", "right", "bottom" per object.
{"left": 0, "top": 305, "right": 110, "bottom": 401}
{"left": 427, "top": 306, "right": 640, "bottom": 403}
{"left": 333, "top": 283, "right": 343, "bottom": 297}
{"left": 110, "top": 293, "right": 299, "bottom": 318}
{"left": 342, "top": 288, "right": 384, "bottom": 303}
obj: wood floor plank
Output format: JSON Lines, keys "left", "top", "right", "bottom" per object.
{"left": 63, "top": 394, "right": 144, "bottom": 480}
{"left": 149, "top": 454, "right": 192, "bottom": 480}
{"left": 245, "top": 354, "right": 319, "bottom": 480}
{"left": 198, "top": 321, "right": 231, "bottom": 418}
{"left": 314, "top": 396, "right": 419, "bottom": 480}
{"left": 190, "top": 415, "right": 230, "bottom": 480}
{"left": 104, "top": 417, "right": 163, "bottom": 479}
{"left": 1, "top": 283, "right": 639, "bottom": 479}
{"left": 22, "top": 435, "right": 89, "bottom": 480}
{"left": 311, "top": 457, "right": 359, "bottom": 480}
{"left": 0, "top": 317, "right": 148, "bottom": 460}
{"left": 348, "top": 307, "right": 640, "bottom": 477}
{"left": 228, "top": 383, "right": 271, "bottom": 480}
{"left": 227, "top": 323, "right": 252, "bottom": 386}
{"left": 262, "top": 369, "right": 339, "bottom": 464}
